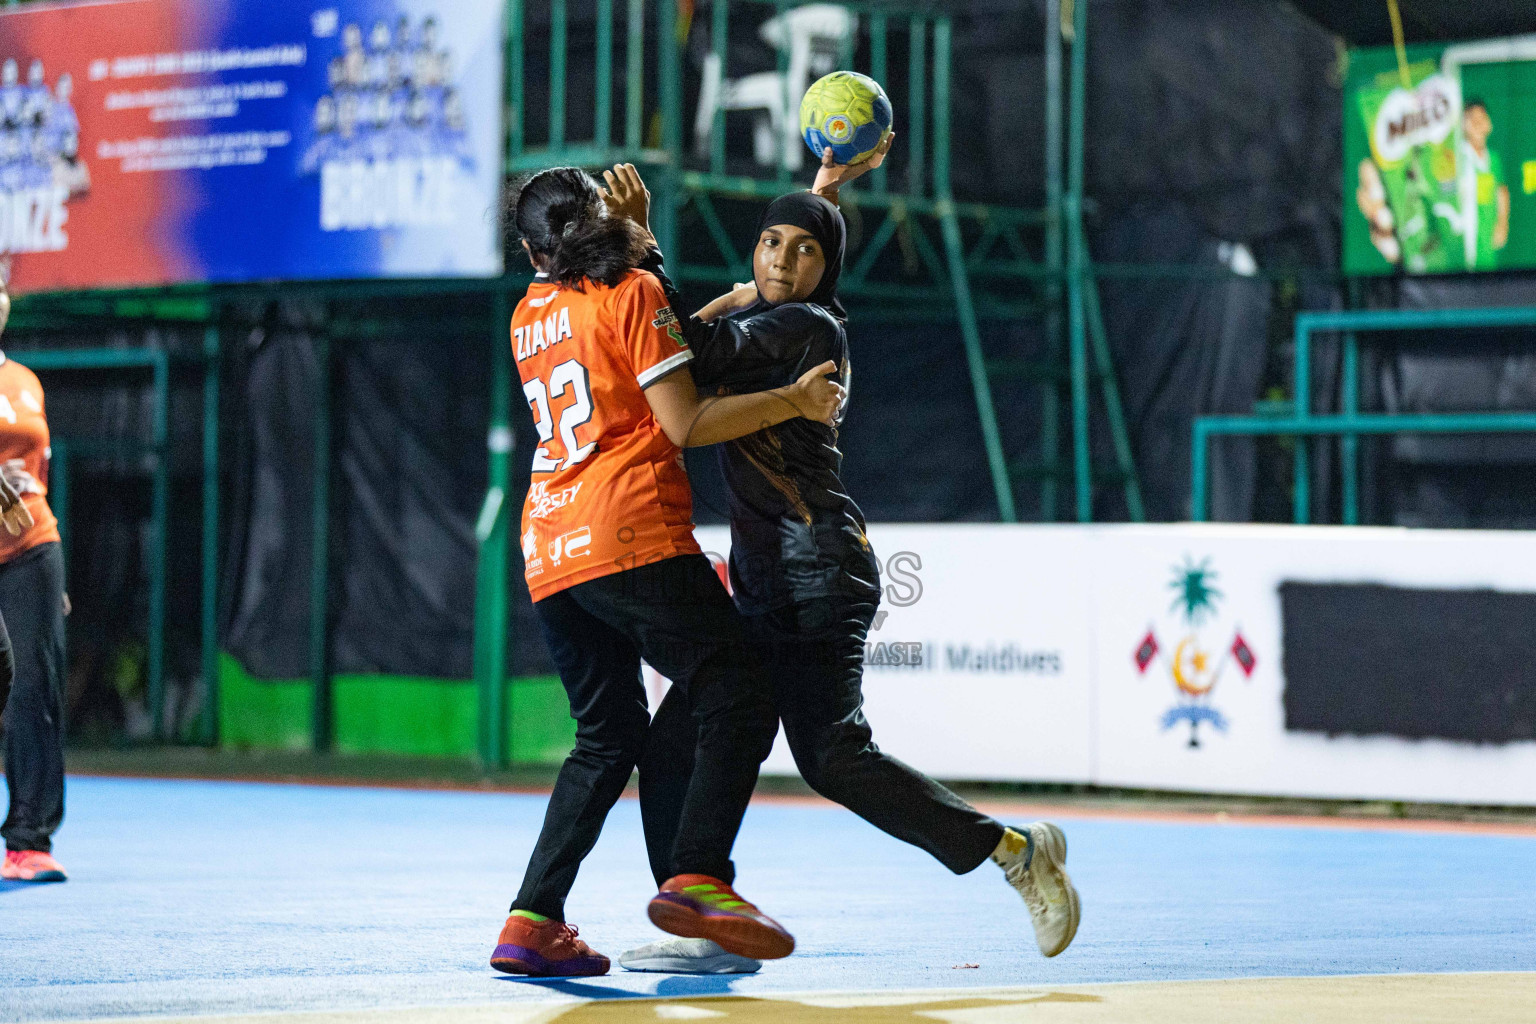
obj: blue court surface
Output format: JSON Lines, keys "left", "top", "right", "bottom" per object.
{"left": 3, "top": 776, "right": 1535, "bottom": 1022}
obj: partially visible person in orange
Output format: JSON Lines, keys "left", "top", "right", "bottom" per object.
{"left": 0, "top": 264, "right": 70, "bottom": 884}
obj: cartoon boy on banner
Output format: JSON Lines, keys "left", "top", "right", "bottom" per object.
{"left": 1457, "top": 98, "right": 1510, "bottom": 270}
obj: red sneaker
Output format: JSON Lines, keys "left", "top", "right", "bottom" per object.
{"left": 489, "top": 914, "right": 609, "bottom": 977}
{"left": 647, "top": 875, "right": 794, "bottom": 960}
{"left": 1, "top": 850, "right": 66, "bottom": 882}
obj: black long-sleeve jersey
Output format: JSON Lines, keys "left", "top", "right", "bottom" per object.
{"left": 642, "top": 249, "right": 880, "bottom": 614}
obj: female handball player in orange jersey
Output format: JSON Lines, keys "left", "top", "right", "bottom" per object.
{"left": 0, "top": 268, "right": 71, "bottom": 885}
{"left": 589, "top": 156, "right": 1079, "bottom": 974}
{"left": 488, "top": 168, "right": 845, "bottom": 977}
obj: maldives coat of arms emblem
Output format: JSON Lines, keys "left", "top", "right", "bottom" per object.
{"left": 1132, "top": 557, "right": 1257, "bottom": 747}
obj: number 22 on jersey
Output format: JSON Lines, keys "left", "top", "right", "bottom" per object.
{"left": 525, "top": 358, "right": 597, "bottom": 473}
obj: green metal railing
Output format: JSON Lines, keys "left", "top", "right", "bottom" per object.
{"left": 309, "top": 327, "right": 334, "bottom": 752}
{"left": 1191, "top": 306, "right": 1536, "bottom": 525}
{"left": 472, "top": 290, "right": 513, "bottom": 769}
{"left": 200, "top": 325, "right": 220, "bottom": 744}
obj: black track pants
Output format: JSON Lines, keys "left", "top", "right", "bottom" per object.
{"left": 512, "top": 554, "right": 777, "bottom": 920}
{"left": 640, "top": 595, "right": 1003, "bottom": 885}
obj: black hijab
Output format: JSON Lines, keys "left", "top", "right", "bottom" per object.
{"left": 755, "top": 191, "right": 847, "bottom": 319}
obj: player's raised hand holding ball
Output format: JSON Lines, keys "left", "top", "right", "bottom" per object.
{"left": 799, "top": 70, "right": 895, "bottom": 202}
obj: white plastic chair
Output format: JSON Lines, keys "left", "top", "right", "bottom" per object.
{"left": 694, "top": 3, "right": 855, "bottom": 172}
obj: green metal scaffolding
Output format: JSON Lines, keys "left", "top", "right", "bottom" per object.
{"left": 10, "top": 0, "right": 1157, "bottom": 768}
{"left": 504, "top": 0, "right": 1144, "bottom": 531}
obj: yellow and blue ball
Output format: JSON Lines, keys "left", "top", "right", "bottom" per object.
{"left": 799, "top": 71, "right": 893, "bottom": 165}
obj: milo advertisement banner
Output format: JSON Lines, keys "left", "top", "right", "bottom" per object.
{"left": 1345, "top": 35, "right": 1536, "bottom": 275}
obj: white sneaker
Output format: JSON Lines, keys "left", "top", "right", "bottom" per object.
{"left": 992, "top": 822, "right": 1081, "bottom": 957}
{"left": 617, "top": 937, "right": 763, "bottom": 974}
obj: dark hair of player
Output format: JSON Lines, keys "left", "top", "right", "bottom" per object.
{"left": 508, "top": 167, "right": 648, "bottom": 290}
{"left": 1463, "top": 98, "right": 1489, "bottom": 116}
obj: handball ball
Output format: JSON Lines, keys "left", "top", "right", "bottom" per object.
{"left": 800, "top": 71, "right": 893, "bottom": 165}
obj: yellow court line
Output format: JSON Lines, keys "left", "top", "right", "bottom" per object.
{"left": 47, "top": 972, "right": 1536, "bottom": 1024}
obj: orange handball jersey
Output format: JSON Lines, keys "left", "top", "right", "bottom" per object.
{"left": 0, "top": 354, "right": 60, "bottom": 564}
{"left": 514, "top": 268, "right": 700, "bottom": 602}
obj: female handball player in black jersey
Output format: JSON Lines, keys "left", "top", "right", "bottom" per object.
{"left": 591, "top": 154, "right": 1081, "bottom": 974}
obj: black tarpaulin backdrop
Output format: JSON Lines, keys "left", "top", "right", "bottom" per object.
{"left": 1078, "top": 0, "right": 1337, "bottom": 521}
{"left": 1092, "top": 208, "right": 1272, "bottom": 521}
{"left": 222, "top": 298, "right": 530, "bottom": 681}
{"left": 222, "top": 309, "right": 323, "bottom": 679}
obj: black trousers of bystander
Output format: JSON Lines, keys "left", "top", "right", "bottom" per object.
{"left": 1, "top": 542, "right": 67, "bottom": 854}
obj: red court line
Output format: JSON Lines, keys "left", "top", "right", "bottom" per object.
{"left": 749, "top": 790, "right": 1536, "bottom": 838}
{"left": 67, "top": 770, "right": 562, "bottom": 798}
{"left": 69, "top": 770, "right": 1536, "bottom": 839}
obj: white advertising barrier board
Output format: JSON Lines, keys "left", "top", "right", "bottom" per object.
{"left": 658, "top": 522, "right": 1536, "bottom": 805}
{"left": 685, "top": 525, "right": 1096, "bottom": 783}
{"left": 1092, "top": 524, "right": 1536, "bottom": 805}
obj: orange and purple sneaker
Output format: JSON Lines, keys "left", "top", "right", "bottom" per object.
{"left": 489, "top": 913, "right": 610, "bottom": 977}
{"left": 1, "top": 849, "right": 67, "bottom": 883}
{"left": 647, "top": 874, "right": 795, "bottom": 960}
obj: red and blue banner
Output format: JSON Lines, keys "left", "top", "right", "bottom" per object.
{"left": 0, "top": 0, "right": 504, "bottom": 292}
